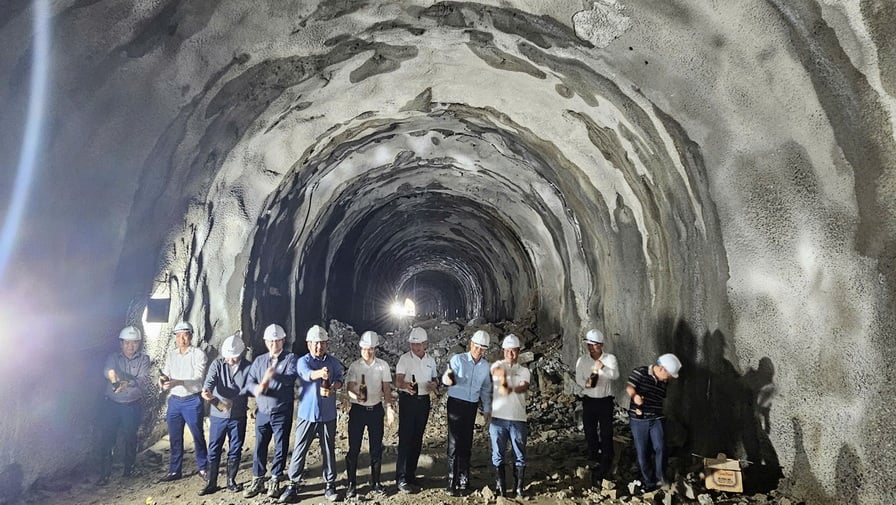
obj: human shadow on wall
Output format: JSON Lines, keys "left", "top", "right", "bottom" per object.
{"left": 662, "top": 321, "right": 782, "bottom": 492}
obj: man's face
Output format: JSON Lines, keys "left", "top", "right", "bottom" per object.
{"left": 265, "top": 338, "right": 284, "bottom": 356}
{"left": 503, "top": 347, "right": 520, "bottom": 364}
{"left": 469, "top": 342, "right": 487, "bottom": 361}
{"left": 174, "top": 331, "right": 191, "bottom": 350}
{"left": 654, "top": 365, "right": 672, "bottom": 382}
{"left": 120, "top": 339, "right": 140, "bottom": 358}
{"left": 410, "top": 341, "right": 427, "bottom": 358}
{"left": 587, "top": 342, "right": 603, "bottom": 359}
{"left": 361, "top": 345, "right": 376, "bottom": 362}
{"left": 308, "top": 340, "right": 327, "bottom": 358}
{"left": 224, "top": 356, "right": 241, "bottom": 365}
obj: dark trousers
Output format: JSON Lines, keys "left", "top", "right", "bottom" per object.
{"left": 347, "top": 403, "right": 385, "bottom": 466}
{"left": 208, "top": 416, "right": 247, "bottom": 467}
{"left": 396, "top": 394, "right": 431, "bottom": 484}
{"left": 582, "top": 396, "right": 614, "bottom": 471}
{"left": 253, "top": 409, "right": 293, "bottom": 478}
{"left": 287, "top": 418, "right": 338, "bottom": 484}
{"left": 447, "top": 397, "right": 478, "bottom": 481}
{"left": 166, "top": 394, "right": 207, "bottom": 474}
{"left": 99, "top": 398, "right": 142, "bottom": 474}
{"left": 630, "top": 417, "right": 665, "bottom": 488}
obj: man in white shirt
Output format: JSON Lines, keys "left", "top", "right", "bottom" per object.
{"left": 344, "top": 331, "right": 395, "bottom": 498}
{"left": 489, "top": 334, "right": 530, "bottom": 498}
{"left": 574, "top": 329, "right": 619, "bottom": 485}
{"left": 158, "top": 321, "right": 209, "bottom": 482}
{"left": 394, "top": 327, "right": 439, "bottom": 493}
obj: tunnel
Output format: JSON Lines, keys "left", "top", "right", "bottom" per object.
{"left": 0, "top": 1, "right": 894, "bottom": 503}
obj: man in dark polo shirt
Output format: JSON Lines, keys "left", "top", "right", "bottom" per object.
{"left": 625, "top": 353, "right": 682, "bottom": 491}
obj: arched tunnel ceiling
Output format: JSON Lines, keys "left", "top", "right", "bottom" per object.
{"left": 1, "top": 0, "right": 895, "bottom": 503}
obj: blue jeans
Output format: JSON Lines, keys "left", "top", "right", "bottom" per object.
{"left": 208, "top": 416, "right": 247, "bottom": 465}
{"left": 166, "top": 394, "right": 208, "bottom": 474}
{"left": 253, "top": 409, "right": 293, "bottom": 478}
{"left": 489, "top": 418, "right": 527, "bottom": 467}
{"left": 629, "top": 417, "right": 665, "bottom": 488}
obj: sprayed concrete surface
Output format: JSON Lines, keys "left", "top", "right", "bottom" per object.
{"left": 0, "top": 1, "right": 894, "bottom": 503}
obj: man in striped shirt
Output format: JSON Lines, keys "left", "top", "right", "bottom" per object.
{"left": 625, "top": 353, "right": 682, "bottom": 491}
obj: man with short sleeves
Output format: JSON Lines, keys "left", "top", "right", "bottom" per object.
{"left": 278, "top": 325, "right": 344, "bottom": 503}
{"left": 243, "top": 324, "right": 298, "bottom": 499}
{"left": 97, "top": 325, "right": 152, "bottom": 485}
{"left": 158, "top": 321, "right": 209, "bottom": 482}
{"left": 489, "top": 334, "right": 530, "bottom": 498}
{"left": 575, "top": 329, "right": 619, "bottom": 484}
{"left": 441, "top": 329, "right": 493, "bottom": 496}
{"left": 198, "top": 332, "right": 251, "bottom": 496}
{"left": 394, "top": 327, "right": 439, "bottom": 493}
{"left": 343, "top": 331, "right": 394, "bottom": 498}
{"left": 626, "top": 353, "right": 682, "bottom": 492}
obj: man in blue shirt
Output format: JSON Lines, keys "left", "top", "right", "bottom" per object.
{"left": 198, "top": 332, "right": 251, "bottom": 496}
{"left": 278, "top": 325, "right": 344, "bottom": 503}
{"left": 441, "top": 330, "right": 493, "bottom": 496}
{"left": 243, "top": 324, "right": 298, "bottom": 499}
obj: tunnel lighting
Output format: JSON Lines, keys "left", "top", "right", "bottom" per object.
{"left": 389, "top": 298, "right": 417, "bottom": 318}
{"left": 142, "top": 306, "right": 164, "bottom": 340}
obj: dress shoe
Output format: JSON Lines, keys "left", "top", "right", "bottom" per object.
{"left": 278, "top": 482, "right": 300, "bottom": 503}
{"left": 157, "top": 472, "right": 182, "bottom": 482}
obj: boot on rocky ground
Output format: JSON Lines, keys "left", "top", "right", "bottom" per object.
{"left": 197, "top": 463, "right": 218, "bottom": 496}
{"left": 514, "top": 465, "right": 526, "bottom": 499}
{"left": 226, "top": 458, "right": 242, "bottom": 492}
{"left": 494, "top": 465, "right": 506, "bottom": 496}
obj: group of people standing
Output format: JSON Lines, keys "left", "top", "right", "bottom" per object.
{"left": 98, "top": 321, "right": 682, "bottom": 501}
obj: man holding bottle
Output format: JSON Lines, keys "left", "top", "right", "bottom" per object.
{"left": 278, "top": 325, "right": 344, "bottom": 503}
{"left": 575, "top": 329, "right": 619, "bottom": 485}
{"left": 394, "top": 326, "right": 439, "bottom": 493}
{"left": 488, "top": 334, "right": 531, "bottom": 498}
{"left": 198, "top": 332, "right": 252, "bottom": 496}
{"left": 343, "top": 330, "right": 394, "bottom": 498}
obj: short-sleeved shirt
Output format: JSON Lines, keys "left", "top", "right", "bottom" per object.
{"left": 203, "top": 357, "right": 252, "bottom": 419}
{"left": 245, "top": 351, "right": 298, "bottom": 415}
{"left": 395, "top": 351, "right": 438, "bottom": 396}
{"left": 104, "top": 351, "right": 152, "bottom": 404}
{"left": 490, "top": 361, "right": 530, "bottom": 422}
{"left": 626, "top": 365, "right": 668, "bottom": 418}
{"left": 296, "top": 353, "right": 344, "bottom": 422}
{"left": 346, "top": 357, "right": 392, "bottom": 406}
{"left": 575, "top": 352, "right": 619, "bottom": 398}
{"left": 446, "top": 352, "right": 493, "bottom": 413}
{"left": 163, "top": 346, "right": 207, "bottom": 397}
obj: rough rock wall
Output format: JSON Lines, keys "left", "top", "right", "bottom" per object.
{"left": 0, "top": 1, "right": 893, "bottom": 503}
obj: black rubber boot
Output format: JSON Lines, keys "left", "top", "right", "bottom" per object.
{"left": 345, "top": 457, "right": 357, "bottom": 498}
{"left": 514, "top": 465, "right": 526, "bottom": 499}
{"left": 226, "top": 458, "right": 242, "bottom": 492}
{"left": 445, "top": 456, "right": 458, "bottom": 496}
{"left": 370, "top": 461, "right": 385, "bottom": 494}
{"left": 198, "top": 463, "right": 218, "bottom": 496}
{"left": 494, "top": 465, "right": 506, "bottom": 497}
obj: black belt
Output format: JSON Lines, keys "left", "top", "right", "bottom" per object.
{"left": 171, "top": 393, "right": 200, "bottom": 400}
{"left": 352, "top": 403, "right": 383, "bottom": 411}
{"left": 629, "top": 411, "right": 662, "bottom": 420}
{"left": 400, "top": 393, "right": 430, "bottom": 400}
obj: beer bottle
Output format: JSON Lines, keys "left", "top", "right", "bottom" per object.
{"left": 209, "top": 396, "right": 227, "bottom": 412}
{"left": 358, "top": 374, "right": 368, "bottom": 402}
{"left": 320, "top": 367, "right": 331, "bottom": 397}
{"left": 409, "top": 374, "right": 418, "bottom": 394}
{"left": 585, "top": 364, "right": 599, "bottom": 388}
{"left": 159, "top": 368, "right": 170, "bottom": 383}
{"left": 446, "top": 365, "right": 456, "bottom": 383}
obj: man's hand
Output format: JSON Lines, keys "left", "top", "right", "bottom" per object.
{"left": 311, "top": 367, "right": 330, "bottom": 381}
{"left": 201, "top": 389, "right": 214, "bottom": 401}
{"left": 386, "top": 405, "right": 396, "bottom": 426}
{"left": 632, "top": 393, "right": 643, "bottom": 406}
{"left": 482, "top": 412, "right": 492, "bottom": 426}
{"left": 113, "top": 380, "right": 128, "bottom": 394}
{"left": 263, "top": 365, "right": 277, "bottom": 382}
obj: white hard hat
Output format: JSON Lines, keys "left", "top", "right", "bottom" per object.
{"left": 408, "top": 327, "right": 428, "bottom": 343}
{"left": 221, "top": 333, "right": 246, "bottom": 359}
{"left": 306, "top": 324, "right": 329, "bottom": 342}
{"left": 263, "top": 324, "right": 286, "bottom": 341}
{"left": 584, "top": 329, "right": 605, "bottom": 344}
{"left": 173, "top": 321, "right": 193, "bottom": 334}
{"left": 119, "top": 326, "right": 142, "bottom": 341}
{"left": 657, "top": 353, "right": 682, "bottom": 378}
{"left": 501, "top": 334, "right": 521, "bottom": 349}
{"left": 359, "top": 330, "right": 380, "bottom": 348}
{"left": 471, "top": 330, "right": 490, "bottom": 348}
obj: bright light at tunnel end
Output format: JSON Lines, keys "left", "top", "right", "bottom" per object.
{"left": 389, "top": 298, "right": 416, "bottom": 318}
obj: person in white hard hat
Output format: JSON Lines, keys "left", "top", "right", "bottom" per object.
{"left": 625, "top": 353, "right": 682, "bottom": 491}
{"left": 488, "top": 334, "right": 531, "bottom": 498}
{"left": 574, "top": 329, "right": 619, "bottom": 485}
{"left": 342, "top": 330, "right": 394, "bottom": 498}
{"left": 394, "top": 327, "right": 439, "bottom": 493}
{"left": 441, "top": 329, "right": 493, "bottom": 496}
{"left": 279, "top": 324, "right": 344, "bottom": 503}
{"left": 243, "top": 324, "right": 298, "bottom": 499}
{"left": 158, "top": 321, "right": 209, "bottom": 483}
{"left": 97, "top": 325, "right": 152, "bottom": 485}
{"left": 198, "top": 332, "right": 252, "bottom": 496}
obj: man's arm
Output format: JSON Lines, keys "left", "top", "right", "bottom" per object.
{"left": 600, "top": 354, "right": 620, "bottom": 380}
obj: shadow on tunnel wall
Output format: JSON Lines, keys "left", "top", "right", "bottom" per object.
{"left": 661, "top": 320, "right": 783, "bottom": 493}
